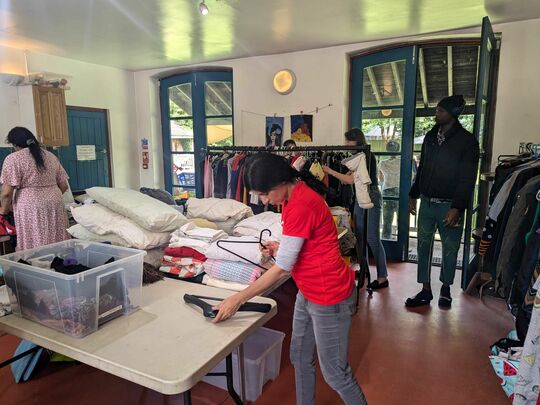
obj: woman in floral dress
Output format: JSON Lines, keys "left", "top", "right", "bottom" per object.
{"left": 0, "top": 127, "right": 69, "bottom": 251}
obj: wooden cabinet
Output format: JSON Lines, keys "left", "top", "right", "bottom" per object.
{"left": 32, "top": 86, "right": 69, "bottom": 146}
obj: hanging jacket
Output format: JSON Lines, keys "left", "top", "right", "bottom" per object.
{"left": 342, "top": 153, "right": 373, "bottom": 209}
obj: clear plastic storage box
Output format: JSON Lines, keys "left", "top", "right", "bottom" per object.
{"left": 0, "top": 240, "right": 145, "bottom": 338}
{"left": 203, "top": 327, "right": 285, "bottom": 401}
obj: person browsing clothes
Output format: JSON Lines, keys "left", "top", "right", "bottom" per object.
{"left": 323, "top": 128, "right": 389, "bottom": 290}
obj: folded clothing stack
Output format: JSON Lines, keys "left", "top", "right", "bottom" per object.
{"left": 205, "top": 236, "right": 263, "bottom": 264}
{"left": 159, "top": 255, "right": 204, "bottom": 279}
{"left": 174, "top": 222, "right": 228, "bottom": 243}
{"left": 159, "top": 224, "right": 214, "bottom": 280}
{"left": 203, "top": 259, "right": 264, "bottom": 285}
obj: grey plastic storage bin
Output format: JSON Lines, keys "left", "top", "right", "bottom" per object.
{"left": 0, "top": 240, "right": 145, "bottom": 338}
{"left": 203, "top": 327, "right": 285, "bottom": 401}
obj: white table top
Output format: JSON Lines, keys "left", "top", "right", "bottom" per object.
{"left": 0, "top": 278, "right": 277, "bottom": 395}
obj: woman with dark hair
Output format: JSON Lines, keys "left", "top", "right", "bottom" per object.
{"left": 0, "top": 127, "right": 70, "bottom": 250}
{"left": 213, "top": 153, "right": 367, "bottom": 405}
{"left": 323, "top": 128, "right": 389, "bottom": 289}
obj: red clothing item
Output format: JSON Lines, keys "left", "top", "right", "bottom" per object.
{"left": 282, "top": 181, "right": 354, "bottom": 305}
{"left": 164, "top": 246, "right": 207, "bottom": 262}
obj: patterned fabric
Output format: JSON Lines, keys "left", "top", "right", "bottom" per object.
{"left": 490, "top": 355, "right": 520, "bottom": 400}
{"left": 437, "top": 128, "right": 446, "bottom": 146}
{"left": 159, "top": 256, "right": 204, "bottom": 278}
{"left": 514, "top": 288, "right": 540, "bottom": 405}
{"left": 0, "top": 149, "right": 69, "bottom": 251}
{"left": 203, "top": 259, "right": 264, "bottom": 284}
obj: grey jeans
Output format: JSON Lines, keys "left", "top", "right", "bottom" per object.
{"left": 290, "top": 288, "right": 367, "bottom": 405}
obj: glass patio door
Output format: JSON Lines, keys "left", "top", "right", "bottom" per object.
{"left": 160, "top": 71, "right": 233, "bottom": 198}
{"left": 461, "top": 16, "right": 497, "bottom": 287}
{"left": 350, "top": 46, "right": 418, "bottom": 260}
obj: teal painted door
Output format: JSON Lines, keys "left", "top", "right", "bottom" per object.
{"left": 350, "top": 46, "right": 418, "bottom": 261}
{"left": 461, "top": 16, "right": 496, "bottom": 288}
{"left": 0, "top": 148, "right": 13, "bottom": 172}
{"left": 57, "top": 108, "right": 111, "bottom": 191}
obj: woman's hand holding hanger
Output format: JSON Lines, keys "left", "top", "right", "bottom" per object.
{"left": 261, "top": 241, "right": 280, "bottom": 258}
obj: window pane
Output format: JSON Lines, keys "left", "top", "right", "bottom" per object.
{"left": 173, "top": 186, "right": 196, "bottom": 199}
{"left": 205, "top": 81, "right": 232, "bottom": 116}
{"left": 170, "top": 119, "right": 194, "bottom": 152}
{"left": 361, "top": 109, "right": 403, "bottom": 153}
{"left": 362, "top": 60, "right": 406, "bottom": 107}
{"left": 206, "top": 117, "right": 233, "bottom": 146}
{"left": 377, "top": 154, "right": 400, "bottom": 241}
{"left": 172, "top": 154, "right": 196, "bottom": 188}
{"left": 169, "top": 83, "right": 192, "bottom": 117}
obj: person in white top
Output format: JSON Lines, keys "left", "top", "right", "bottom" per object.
{"left": 378, "top": 140, "right": 401, "bottom": 239}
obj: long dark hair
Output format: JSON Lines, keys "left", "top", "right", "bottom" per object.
{"left": 344, "top": 128, "right": 367, "bottom": 146}
{"left": 243, "top": 153, "right": 334, "bottom": 197}
{"left": 7, "top": 127, "right": 45, "bottom": 170}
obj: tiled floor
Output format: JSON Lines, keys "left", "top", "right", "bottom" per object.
{"left": 0, "top": 262, "right": 514, "bottom": 405}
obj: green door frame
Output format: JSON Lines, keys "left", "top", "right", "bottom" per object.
{"left": 350, "top": 46, "right": 418, "bottom": 260}
{"left": 461, "top": 16, "right": 497, "bottom": 288}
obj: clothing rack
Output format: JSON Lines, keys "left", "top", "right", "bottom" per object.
{"left": 203, "top": 144, "right": 373, "bottom": 305}
{"left": 204, "top": 145, "right": 370, "bottom": 154}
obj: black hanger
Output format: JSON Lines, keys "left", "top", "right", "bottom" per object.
{"left": 184, "top": 294, "right": 272, "bottom": 318}
{"left": 215, "top": 229, "right": 275, "bottom": 270}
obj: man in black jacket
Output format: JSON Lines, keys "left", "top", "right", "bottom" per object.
{"left": 406, "top": 95, "right": 479, "bottom": 308}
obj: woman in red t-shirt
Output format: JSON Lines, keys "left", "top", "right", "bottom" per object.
{"left": 214, "top": 153, "right": 367, "bottom": 405}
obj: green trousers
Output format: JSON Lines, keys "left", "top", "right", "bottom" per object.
{"left": 417, "top": 196, "right": 464, "bottom": 286}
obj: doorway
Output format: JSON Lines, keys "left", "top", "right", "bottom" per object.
{"left": 55, "top": 107, "right": 112, "bottom": 191}
{"left": 349, "top": 17, "right": 499, "bottom": 287}
{"left": 350, "top": 46, "right": 417, "bottom": 261}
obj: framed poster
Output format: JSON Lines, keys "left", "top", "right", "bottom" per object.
{"left": 291, "top": 115, "right": 313, "bottom": 143}
{"left": 265, "top": 116, "right": 284, "bottom": 148}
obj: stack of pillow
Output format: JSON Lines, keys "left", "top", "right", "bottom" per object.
{"left": 68, "top": 187, "right": 189, "bottom": 250}
{"left": 186, "top": 197, "right": 253, "bottom": 235}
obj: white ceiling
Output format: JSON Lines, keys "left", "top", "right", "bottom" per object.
{"left": 1, "top": 0, "right": 540, "bottom": 71}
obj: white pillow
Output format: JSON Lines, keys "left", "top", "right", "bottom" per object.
{"left": 67, "top": 224, "right": 130, "bottom": 247}
{"left": 233, "top": 212, "right": 282, "bottom": 239}
{"left": 71, "top": 204, "right": 171, "bottom": 249}
{"left": 187, "top": 198, "right": 253, "bottom": 222}
{"left": 86, "top": 187, "right": 188, "bottom": 232}
{"left": 214, "top": 218, "right": 240, "bottom": 235}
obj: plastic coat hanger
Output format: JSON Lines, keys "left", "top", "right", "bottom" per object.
{"left": 183, "top": 294, "right": 272, "bottom": 318}
{"left": 215, "top": 229, "right": 274, "bottom": 270}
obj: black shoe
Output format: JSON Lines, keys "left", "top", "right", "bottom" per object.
{"left": 439, "top": 285, "right": 452, "bottom": 308}
{"left": 405, "top": 289, "right": 433, "bottom": 307}
{"left": 367, "top": 279, "right": 389, "bottom": 290}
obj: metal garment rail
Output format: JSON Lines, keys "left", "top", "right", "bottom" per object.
{"left": 204, "top": 145, "right": 370, "bottom": 153}
{"left": 203, "top": 144, "right": 373, "bottom": 304}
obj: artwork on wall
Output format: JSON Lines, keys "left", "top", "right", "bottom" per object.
{"left": 265, "top": 116, "right": 284, "bottom": 148}
{"left": 290, "top": 114, "right": 313, "bottom": 143}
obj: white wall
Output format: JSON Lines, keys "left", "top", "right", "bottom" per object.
{"left": 2, "top": 18, "right": 538, "bottom": 191}
{"left": 492, "top": 19, "right": 540, "bottom": 160}
{"left": 134, "top": 18, "right": 540, "bottom": 189}
{"left": 0, "top": 46, "right": 138, "bottom": 188}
